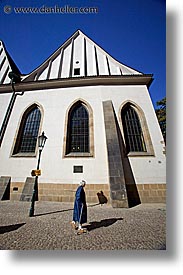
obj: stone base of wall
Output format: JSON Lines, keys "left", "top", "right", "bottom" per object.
{"left": 38, "top": 183, "right": 110, "bottom": 204}
{"left": 10, "top": 182, "right": 166, "bottom": 205}
{"left": 10, "top": 182, "right": 111, "bottom": 205}
{"left": 10, "top": 182, "right": 24, "bottom": 201}
{"left": 137, "top": 183, "right": 166, "bottom": 203}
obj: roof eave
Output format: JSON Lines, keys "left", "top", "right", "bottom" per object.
{"left": 0, "top": 74, "right": 153, "bottom": 94}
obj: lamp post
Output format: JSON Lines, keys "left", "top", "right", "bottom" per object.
{"left": 29, "top": 131, "right": 47, "bottom": 217}
{"left": 0, "top": 72, "right": 23, "bottom": 147}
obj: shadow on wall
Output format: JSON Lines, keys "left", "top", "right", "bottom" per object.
{"left": 114, "top": 107, "right": 141, "bottom": 208}
{"left": 97, "top": 190, "right": 108, "bottom": 205}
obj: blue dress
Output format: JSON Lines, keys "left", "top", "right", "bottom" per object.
{"left": 73, "top": 185, "right": 87, "bottom": 224}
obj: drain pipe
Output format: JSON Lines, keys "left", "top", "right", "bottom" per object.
{"left": 0, "top": 72, "right": 24, "bottom": 147}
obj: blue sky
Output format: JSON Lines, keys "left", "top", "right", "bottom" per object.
{"left": 0, "top": 0, "right": 166, "bottom": 107}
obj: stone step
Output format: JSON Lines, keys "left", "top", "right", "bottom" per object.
{"left": 20, "top": 177, "right": 35, "bottom": 202}
{"left": 0, "top": 176, "right": 11, "bottom": 200}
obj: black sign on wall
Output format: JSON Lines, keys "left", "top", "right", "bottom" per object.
{"left": 73, "top": 166, "right": 83, "bottom": 173}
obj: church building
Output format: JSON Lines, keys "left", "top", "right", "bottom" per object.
{"left": 0, "top": 30, "right": 166, "bottom": 207}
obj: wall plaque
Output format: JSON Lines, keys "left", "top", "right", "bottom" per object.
{"left": 73, "top": 166, "right": 83, "bottom": 173}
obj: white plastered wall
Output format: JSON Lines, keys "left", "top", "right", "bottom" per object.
{"left": 0, "top": 85, "right": 166, "bottom": 185}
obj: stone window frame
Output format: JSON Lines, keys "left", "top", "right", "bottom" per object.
{"left": 63, "top": 98, "right": 94, "bottom": 158}
{"left": 10, "top": 102, "right": 44, "bottom": 158}
{"left": 119, "top": 100, "right": 155, "bottom": 157}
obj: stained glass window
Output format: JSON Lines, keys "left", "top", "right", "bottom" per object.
{"left": 67, "top": 103, "right": 89, "bottom": 153}
{"left": 122, "top": 105, "right": 146, "bottom": 153}
{"left": 13, "top": 106, "right": 41, "bottom": 154}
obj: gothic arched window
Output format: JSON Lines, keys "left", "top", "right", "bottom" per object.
{"left": 66, "top": 102, "right": 89, "bottom": 154}
{"left": 13, "top": 105, "right": 41, "bottom": 154}
{"left": 122, "top": 105, "right": 146, "bottom": 153}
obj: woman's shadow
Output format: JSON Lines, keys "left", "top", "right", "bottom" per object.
{"left": 86, "top": 218, "right": 123, "bottom": 231}
{"left": 97, "top": 191, "right": 108, "bottom": 205}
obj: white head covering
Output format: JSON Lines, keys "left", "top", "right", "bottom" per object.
{"left": 80, "top": 180, "right": 86, "bottom": 186}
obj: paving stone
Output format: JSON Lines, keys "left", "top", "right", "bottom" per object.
{"left": 0, "top": 201, "right": 166, "bottom": 250}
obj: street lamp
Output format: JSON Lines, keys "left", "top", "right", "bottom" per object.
{"left": 8, "top": 72, "right": 21, "bottom": 85}
{"left": 29, "top": 131, "right": 48, "bottom": 217}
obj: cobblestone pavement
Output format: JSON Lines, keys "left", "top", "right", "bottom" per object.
{"left": 0, "top": 201, "right": 166, "bottom": 250}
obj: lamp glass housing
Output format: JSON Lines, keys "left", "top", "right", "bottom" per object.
{"left": 38, "top": 132, "right": 47, "bottom": 150}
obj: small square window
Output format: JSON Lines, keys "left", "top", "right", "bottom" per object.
{"left": 74, "top": 68, "right": 80, "bottom": 75}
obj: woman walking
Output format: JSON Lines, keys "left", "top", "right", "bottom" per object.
{"left": 71, "top": 180, "right": 87, "bottom": 234}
